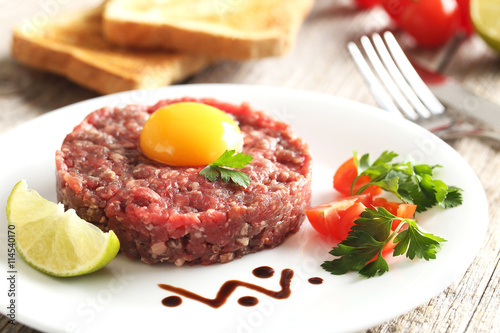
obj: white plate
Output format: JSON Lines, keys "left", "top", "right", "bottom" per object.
{"left": 0, "top": 84, "right": 488, "bottom": 333}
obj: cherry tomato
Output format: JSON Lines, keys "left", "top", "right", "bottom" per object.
{"left": 306, "top": 194, "right": 418, "bottom": 259}
{"left": 333, "top": 158, "right": 382, "bottom": 197}
{"left": 370, "top": 199, "right": 416, "bottom": 255}
{"left": 354, "top": 0, "right": 380, "bottom": 10}
{"left": 399, "top": 0, "right": 460, "bottom": 47}
{"left": 456, "top": 0, "right": 475, "bottom": 34}
{"left": 372, "top": 197, "right": 400, "bottom": 215}
{"left": 305, "top": 194, "right": 372, "bottom": 239}
{"left": 379, "top": 0, "right": 412, "bottom": 24}
{"left": 371, "top": 197, "right": 416, "bottom": 230}
{"left": 337, "top": 202, "right": 367, "bottom": 240}
{"left": 337, "top": 200, "right": 415, "bottom": 242}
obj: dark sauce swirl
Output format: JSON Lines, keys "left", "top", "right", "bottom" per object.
{"left": 159, "top": 268, "right": 294, "bottom": 308}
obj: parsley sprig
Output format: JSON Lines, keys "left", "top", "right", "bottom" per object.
{"left": 352, "top": 151, "right": 463, "bottom": 212}
{"left": 322, "top": 151, "right": 463, "bottom": 278}
{"left": 199, "top": 150, "right": 253, "bottom": 188}
{"left": 322, "top": 207, "right": 446, "bottom": 278}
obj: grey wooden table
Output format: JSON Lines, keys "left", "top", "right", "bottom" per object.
{"left": 1, "top": 0, "right": 500, "bottom": 332}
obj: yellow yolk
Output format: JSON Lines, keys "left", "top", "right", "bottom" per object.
{"left": 139, "top": 102, "right": 243, "bottom": 166}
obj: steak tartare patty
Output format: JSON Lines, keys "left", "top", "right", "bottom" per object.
{"left": 55, "top": 98, "right": 312, "bottom": 266}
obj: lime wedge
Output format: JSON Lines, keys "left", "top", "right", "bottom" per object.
{"left": 471, "top": 0, "right": 500, "bottom": 53}
{"left": 6, "top": 180, "right": 120, "bottom": 277}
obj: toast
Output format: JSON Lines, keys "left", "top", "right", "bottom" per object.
{"left": 102, "top": 0, "right": 314, "bottom": 59}
{"left": 11, "top": 7, "right": 213, "bottom": 95}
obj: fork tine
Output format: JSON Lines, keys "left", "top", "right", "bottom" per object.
{"left": 371, "top": 33, "right": 431, "bottom": 119}
{"left": 359, "top": 36, "right": 419, "bottom": 120}
{"left": 383, "top": 31, "right": 445, "bottom": 115}
{"left": 347, "top": 42, "right": 403, "bottom": 118}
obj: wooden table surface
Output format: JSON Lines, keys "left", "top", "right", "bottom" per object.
{"left": 1, "top": 0, "right": 500, "bottom": 332}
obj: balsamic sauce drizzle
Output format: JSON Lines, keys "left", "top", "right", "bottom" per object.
{"left": 238, "top": 296, "right": 259, "bottom": 307}
{"left": 252, "top": 266, "right": 275, "bottom": 278}
{"left": 162, "top": 295, "right": 182, "bottom": 307}
{"left": 159, "top": 266, "right": 323, "bottom": 308}
{"left": 159, "top": 268, "right": 293, "bottom": 308}
{"left": 308, "top": 277, "right": 323, "bottom": 285}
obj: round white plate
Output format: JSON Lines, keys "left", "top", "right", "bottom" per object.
{"left": 0, "top": 84, "right": 488, "bottom": 333}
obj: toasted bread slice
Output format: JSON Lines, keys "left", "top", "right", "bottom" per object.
{"left": 11, "top": 6, "right": 213, "bottom": 95}
{"left": 102, "top": 0, "right": 314, "bottom": 59}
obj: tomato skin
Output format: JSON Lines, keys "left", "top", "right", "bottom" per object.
{"left": 399, "top": 0, "right": 460, "bottom": 48}
{"left": 371, "top": 197, "right": 416, "bottom": 230}
{"left": 379, "top": 0, "right": 412, "bottom": 24}
{"left": 354, "top": 0, "right": 380, "bottom": 9}
{"left": 333, "top": 158, "right": 382, "bottom": 197}
{"left": 372, "top": 197, "right": 399, "bottom": 215}
{"left": 306, "top": 195, "right": 402, "bottom": 256}
{"left": 456, "top": 0, "right": 474, "bottom": 34}
{"left": 305, "top": 194, "right": 372, "bottom": 239}
{"left": 306, "top": 194, "right": 418, "bottom": 259}
{"left": 396, "top": 203, "right": 417, "bottom": 220}
{"left": 337, "top": 202, "right": 367, "bottom": 240}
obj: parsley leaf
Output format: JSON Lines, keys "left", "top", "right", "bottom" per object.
{"left": 393, "top": 220, "right": 446, "bottom": 260}
{"left": 199, "top": 150, "right": 253, "bottom": 188}
{"left": 322, "top": 207, "right": 446, "bottom": 278}
{"left": 441, "top": 186, "right": 463, "bottom": 208}
{"left": 353, "top": 151, "right": 463, "bottom": 212}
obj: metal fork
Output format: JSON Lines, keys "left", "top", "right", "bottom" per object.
{"left": 348, "top": 31, "right": 500, "bottom": 142}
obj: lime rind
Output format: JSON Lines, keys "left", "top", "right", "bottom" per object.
{"left": 6, "top": 180, "right": 120, "bottom": 277}
{"left": 471, "top": 0, "right": 500, "bottom": 53}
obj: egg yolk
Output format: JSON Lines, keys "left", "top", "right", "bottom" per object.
{"left": 139, "top": 102, "right": 242, "bottom": 166}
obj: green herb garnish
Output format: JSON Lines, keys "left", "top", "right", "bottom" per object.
{"left": 321, "top": 150, "right": 463, "bottom": 278}
{"left": 352, "top": 151, "right": 463, "bottom": 212}
{"left": 322, "top": 207, "right": 446, "bottom": 278}
{"left": 199, "top": 150, "right": 253, "bottom": 188}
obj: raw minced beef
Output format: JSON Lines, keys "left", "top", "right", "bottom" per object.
{"left": 55, "top": 98, "right": 312, "bottom": 266}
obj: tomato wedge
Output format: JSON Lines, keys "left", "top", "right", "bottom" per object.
{"left": 371, "top": 197, "right": 417, "bottom": 255}
{"left": 306, "top": 194, "right": 417, "bottom": 256}
{"left": 337, "top": 202, "right": 367, "bottom": 241}
{"left": 371, "top": 197, "right": 417, "bottom": 230}
{"left": 305, "top": 194, "right": 372, "bottom": 239}
{"left": 333, "top": 158, "right": 382, "bottom": 197}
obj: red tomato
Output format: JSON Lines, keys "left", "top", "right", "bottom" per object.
{"left": 379, "top": 0, "right": 412, "bottom": 24}
{"left": 354, "top": 0, "right": 380, "bottom": 9}
{"left": 337, "top": 202, "right": 368, "bottom": 240}
{"left": 333, "top": 158, "right": 382, "bottom": 197}
{"left": 371, "top": 197, "right": 416, "bottom": 230}
{"left": 370, "top": 198, "right": 416, "bottom": 255}
{"left": 399, "top": 0, "right": 460, "bottom": 47}
{"left": 372, "top": 197, "right": 399, "bottom": 215}
{"left": 456, "top": 0, "right": 474, "bottom": 34}
{"left": 306, "top": 192, "right": 417, "bottom": 257}
{"left": 305, "top": 194, "right": 372, "bottom": 239}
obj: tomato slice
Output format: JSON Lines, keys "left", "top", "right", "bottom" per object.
{"left": 333, "top": 158, "right": 382, "bottom": 197}
{"left": 305, "top": 194, "right": 372, "bottom": 239}
{"left": 372, "top": 197, "right": 399, "bottom": 215}
{"left": 370, "top": 198, "right": 417, "bottom": 255}
{"left": 371, "top": 197, "right": 416, "bottom": 230}
{"left": 337, "top": 202, "right": 367, "bottom": 241}
{"left": 306, "top": 193, "right": 417, "bottom": 258}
